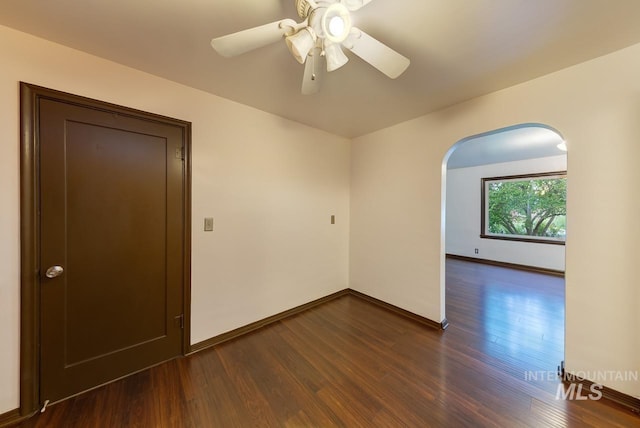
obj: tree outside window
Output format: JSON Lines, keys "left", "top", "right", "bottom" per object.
{"left": 481, "top": 172, "right": 566, "bottom": 245}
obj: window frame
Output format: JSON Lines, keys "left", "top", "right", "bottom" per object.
{"left": 480, "top": 171, "right": 567, "bottom": 245}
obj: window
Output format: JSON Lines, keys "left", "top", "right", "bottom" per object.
{"left": 481, "top": 172, "right": 566, "bottom": 245}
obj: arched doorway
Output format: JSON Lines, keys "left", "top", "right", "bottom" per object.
{"left": 440, "top": 123, "right": 567, "bottom": 376}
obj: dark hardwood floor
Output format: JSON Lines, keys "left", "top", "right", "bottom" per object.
{"left": 14, "top": 259, "right": 640, "bottom": 427}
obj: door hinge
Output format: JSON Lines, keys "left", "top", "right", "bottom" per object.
{"left": 175, "top": 147, "right": 185, "bottom": 161}
{"left": 174, "top": 314, "right": 184, "bottom": 329}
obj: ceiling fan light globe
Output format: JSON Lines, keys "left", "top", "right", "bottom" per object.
{"left": 285, "top": 28, "right": 316, "bottom": 64}
{"left": 325, "top": 43, "right": 349, "bottom": 72}
{"left": 328, "top": 16, "right": 345, "bottom": 38}
{"left": 322, "top": 3, "right": 352, "bottom": 43}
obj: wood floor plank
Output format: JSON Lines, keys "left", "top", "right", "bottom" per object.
{"left": 13, "top": 259, "right": 640, "bottom": 427}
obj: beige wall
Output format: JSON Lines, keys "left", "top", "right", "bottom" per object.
{"left": 0, "top": 25, "right": 350, "bottom": 413}
{"left": 351, "top": 42, "right": 640, "bottom": 397}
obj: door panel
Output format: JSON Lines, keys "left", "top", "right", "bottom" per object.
{"left": 39, "top": 99, "right": 185, "bottom": 403}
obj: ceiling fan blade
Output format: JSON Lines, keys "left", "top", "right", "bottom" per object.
{"left": 211, "top": 19, "right": 297, "bottom": 57}
{"left": 342, "top": 0, "right": 374, "bottom": 11}
{"left": 301, "top": 47, "right": 323, "bottom": 95}
{"left": 344, "top": 28, "right": 410, "bottom": 79}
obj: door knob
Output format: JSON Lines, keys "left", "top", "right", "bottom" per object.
{"left": 45, "top": 265, "right": 64, "bottom": 278}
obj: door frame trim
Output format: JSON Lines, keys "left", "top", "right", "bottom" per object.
{"left": 19, "top": 82, "right": 192, "bottom": 416}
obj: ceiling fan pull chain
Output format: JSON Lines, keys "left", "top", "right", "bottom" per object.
{"left": 311, "top": 51, "right": 317, "bottom": 80}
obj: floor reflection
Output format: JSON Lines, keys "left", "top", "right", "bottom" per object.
{"left": 483, "top": 284, "right": 564, "bottom": 365}
{"left": 446, "top": 258, "right": 565, "bottom": 379}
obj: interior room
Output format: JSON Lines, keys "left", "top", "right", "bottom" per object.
{"left": 1, "top": 0, "right": 639, "bottom": 426}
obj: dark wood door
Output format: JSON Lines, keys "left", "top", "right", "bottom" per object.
{"left": 38, "top": 97, "right": 185, "bottom": 403}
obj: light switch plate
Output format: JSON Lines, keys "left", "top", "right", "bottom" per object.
{"left": 204, "top": 217, "right": 214, "bottom": 231}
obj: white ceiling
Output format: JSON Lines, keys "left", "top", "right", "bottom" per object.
{"left": 447, "top": 125, "right": 565, "bottom": 169}
{"left": 2, "top": 0, "right": 640, "bottom": 138}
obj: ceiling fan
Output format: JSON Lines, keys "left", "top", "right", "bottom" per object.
{"left": 210, "top": 0, "right": 410, "bottom": 95}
